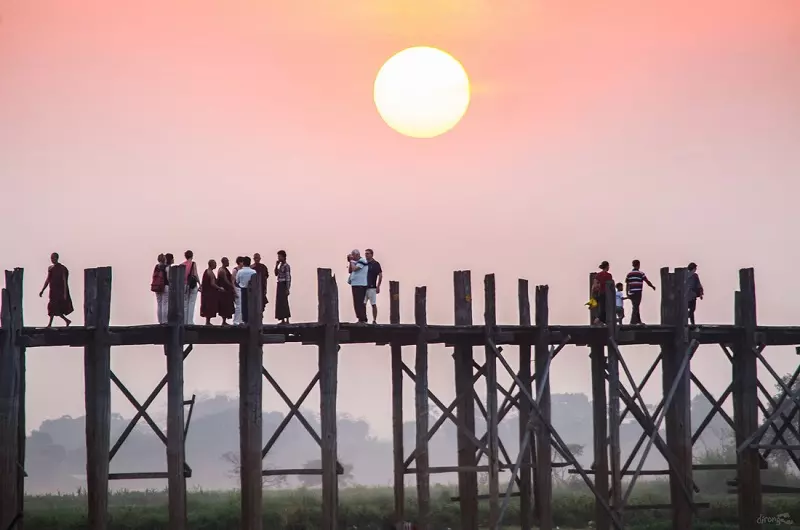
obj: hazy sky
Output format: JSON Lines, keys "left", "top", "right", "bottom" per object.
{"left": 1, "top": 0, "right": 799, "bottom": 440}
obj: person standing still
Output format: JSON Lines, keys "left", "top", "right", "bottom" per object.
{"left": 236, "top": 256, "right": 257, "bottom": 325}
{"left": 252, "top": 253, "right": 269, "bottom": 314}
{"left": 274, "top": 250, "right": 292, "bottom": 324}
{"left": 151, "top": 254, "right": 169, "bottom": 323}
{"left": 364, "top": 248, "right": 383, "bottom": 324}
{"left": 625, "top": 259, "right": 656, "bottom": 325}
{"left": 182, "top": 250, "right": 201, "bottom": 325}
{"left": 687, "top": 262, "right": 704, "bottom": 326}
{"left": 347, "top": 249, "right": 369, "bottom": 323}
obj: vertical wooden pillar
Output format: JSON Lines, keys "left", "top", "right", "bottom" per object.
{"left": 240, "top": 271, "right": 264, "bottom": 530}
{"left": 517, "top": 280, "right": 533, "bottom": 530}
{"left": 534, "top": 285, "right": 553, "bottom": 530}
{"left": 604, "top": 280, "right": 622, "bottom": 516}
{"left": 0, "top": 269, "right": 24, "bottom": 530}
{"left": 318, "top": 269, "right": 340, "bottom": 530}
{"left": 453, "top": 270, "right": 478, "bottom": 530}
{"left": 661, "top": 267, "right": 693, "bottom": 529}
{"left": 166, "top": 266, "right": 187, "bottom": 530}
{"left": 414, "top": 286, "right": 431, "bottom": 530}
{"left": 588, "top": 273, "right": 609, "bottom": 530}
{"left": 483, "top": 275, "right": 500, "bottom": 527}
{"left": 733, "top": 268, "right": 761, "bottom": 529}
{"left": 84, "top": 268, "right": 112, "bottom": 530}
{"left": 389, "top": 281, "right": 404, "bottom": 525}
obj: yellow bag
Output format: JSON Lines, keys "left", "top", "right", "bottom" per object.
{"left": 585, "top": 298, "right": 598, "bottom": 309}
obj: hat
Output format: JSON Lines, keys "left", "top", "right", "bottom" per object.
{"left": 598, "top": 261, "right": 609, "bottom": 269}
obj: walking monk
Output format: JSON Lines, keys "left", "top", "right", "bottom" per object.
{"left": 200, "top": 259, "right": 223, "bottom": 325}
{"left": 216, "top": 257, "right": 236, "bottom": 325}
{"left": 39, "top": 252, "right": 74, "bottom": 327}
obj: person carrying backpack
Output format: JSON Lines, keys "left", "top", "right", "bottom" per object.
{"left": 151, "top": 254, "right": 169, "bottom": 323}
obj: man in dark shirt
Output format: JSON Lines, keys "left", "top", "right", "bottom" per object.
{"left": 625, "top": 259, "right": 656, "bottom": 325}
{"left": 252, "top": 253, "right": 269, "bottom": 314}
{"left": 364, "top": 248, "right": 383, "bottom": 324}
{"left": 593, "top": 261, "right": 613, "bottom": 325}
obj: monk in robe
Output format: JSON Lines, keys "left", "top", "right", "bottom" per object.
{"left": 39, "top": 252, "right": 74, "bottom": 327}
{"left": 200, "top": 259, "right": 223, "bottom": 325}
{"left": 252, "top": 253, "right": 269, "bottom": 314}
{"left": 216, "top": 257, "right": 236, "bottom": 325}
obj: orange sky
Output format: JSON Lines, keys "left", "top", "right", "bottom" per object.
{"left": 1, "top": 0, "right": 799, "bottom": 442}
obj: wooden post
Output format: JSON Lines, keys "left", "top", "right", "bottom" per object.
{"left": 517, "top": 279, "right": 534, "bottom": 530}
{"left": 588, "top": 272, "right": 609, "bottom": 530}
{"left": 318, "top": 269, "right": 340, "bottom": 530}
{"left": 733, "top": 268, "right": 762, "bottom": 529}
{"left": 453, "top": 270, "right": 478, "bottom": 530}
{"left": 240, "top": 271, "right": 264, "bottom": 530}
{"left": 604, "top": 280, "right": 622, "bottom": 516}
{"left": 0, "top": 268, "right": 24, "bottom": 530}
{"left": 389, "top": 281, "right": 404, "bottom": 525}
{"left": 166, "top": 265, "right": 187, "bottom": 530}
{"left": 84, "top": 268, "right": 112, "bottom": 530}
{"left": 661, "top": 267, "right": 693, "bottom": 529}
{"left": 484, "top": 275, "right": 500, "bottom": 527}
{"left": 534, "top": 285, "right": 553, "bottom": 530}
{"left": 414, "top": 286, "right": 431, "bottom": 530}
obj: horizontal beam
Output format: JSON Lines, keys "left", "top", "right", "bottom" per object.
{"left": 261, "top": 468, "right": 344, "bottom": 476}
{"left": 623, "top": 503, "right": 711, "bottom": 511}
{"left": 11, "top": 323, "right": 800, "bottom": 349}
{"left": 568, "top": 461, "right": 767, "bottom": 475}
{"left": 108, "top": 470, "right": 194, "bottom": 480}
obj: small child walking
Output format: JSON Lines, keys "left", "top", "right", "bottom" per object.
{"left": 615, "top": 282, "right": 626, "bottom": 326}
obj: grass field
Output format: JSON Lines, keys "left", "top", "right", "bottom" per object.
{"left": 21, "top": 484, "right": 800, "bottom": 530}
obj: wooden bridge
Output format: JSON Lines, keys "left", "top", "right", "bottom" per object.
{"left": 1, "top": 265, "right": 798, "bottom": 530}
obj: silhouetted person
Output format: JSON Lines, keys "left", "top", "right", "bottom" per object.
{"left": 236, "top": 256, "right": 256, "bottom": 325}
{"left": 217, "top": 257, "right": 235, "bottom": 325}
{"left": 625, "top": 259, "right": 656, "bottom": 325}
{"left": 615, "top": 282, "right": 625, "bottom": 326}
{"left": 347, "top": 249, "right": 369, "bottom": 323}
{"left": 182, "top": 250, "right": 200, "bottom": 325}
{"left": 252, "top": 253, "right": 269, "bottom": 314}
{"left": 364, "top": 248, "right": 383, "bottom": 324}
{"left": 200, "top": 259, "right": 223, "bottom": 325}
{"left": 687, "top": 262, "right": 704, "bottom": 326}
{"left": 592, "top": 261, "right": 613, "bottom": 326}
{"left": 274, "top": 250, "right": 292, "bottom": 324}
{"left": 39, "top": 252, "right": 73, "bottom": 328}
{"left": 151, "top": 254, "right": 169, "bottom": 323}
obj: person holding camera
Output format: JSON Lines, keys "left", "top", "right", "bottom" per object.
{"left": 347, "top": 249, "right": 370, "bottom": 323}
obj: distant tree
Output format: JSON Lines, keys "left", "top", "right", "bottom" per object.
{"left": 221, "top": 451, "right": 288, "bottom": 489}
{"left": 297, "top": 459, "right": 354, "bottom": 488}
{"left": 552, "top": 443, "right": 584, "bottom": 483}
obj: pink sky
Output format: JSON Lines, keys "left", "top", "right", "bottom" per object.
{"left": 1, "top": 0, "right": 799, "bottom": 441}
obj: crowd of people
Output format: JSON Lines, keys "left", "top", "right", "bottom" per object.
{"left": 589, "top": 259, "right": 704, "bottom": 326}
{"left": 149, "top": 250, "right": 292, "bottom": 325}
{"left": 35, "top": 253, "right": 702, "bottom": 329}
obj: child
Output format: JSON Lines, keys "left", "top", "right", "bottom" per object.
{"left": 615, "top": 282, "right": 625, "bottom": 326}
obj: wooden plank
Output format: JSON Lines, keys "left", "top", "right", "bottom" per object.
{"left": 0, "top": 269, "right": 24, "bottom": 530}
{"left": 165, "top": 265, "right": 187, "bottom": 530}
{"left": 604, "top": 279, "right": 622, "bottom": 519}
{"left": 388, "top": 281, "right": 404, "bottom": 525}
{"left": 733, "top": 269, "right": 762, "bottom": 530}
{"left": 240, "top": 270, "right": 264, "bottom": 530}
{"left": 588, "top": 272, "right": 609, "bottom": 530}
{"left": 453, "top": 270, "right": 478, "bottom": 530}
{"left": 534, "top": 285, "right": 553, "bottom": 530}
{"left": 414, "top": 286, "right": 431, "bottom": 530}
{"left": 483, "top": 275, "right": 500, "bottom": 528}
{"left": 517, "top": 279, "right": 534, "bottom": 530}
{"left": 661, "top": 267, "right": 693, "bottom": 530}
{"left": 317, "top": 269, "right": 340, "bottom": 530}
{"left": 83, "top": 268, "right": 112, "bottom": 530}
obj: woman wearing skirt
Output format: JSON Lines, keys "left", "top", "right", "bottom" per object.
{"left": 274, "top": 250, "right": 291, "bottom": 323}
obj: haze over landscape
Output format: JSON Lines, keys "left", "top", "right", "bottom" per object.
{"left": 1, "top": 0, "right": 800, "bottom": 492}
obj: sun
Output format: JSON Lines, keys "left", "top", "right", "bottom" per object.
{"left": 373, "top": 46, "right": 471, "bottom": 139}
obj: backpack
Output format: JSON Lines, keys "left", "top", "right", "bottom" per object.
{"left": 187, "top": 262, "right": 199, "bottom": 290}
{"left": 150, "top": 265, "right": 165, "bottom": 293}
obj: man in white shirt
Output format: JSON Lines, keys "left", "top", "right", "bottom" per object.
{"left": 236, "top": 256, "right": 257, "bottom": 325}
{"left": 347, "top": 249, "right": 369, "bottom": 323}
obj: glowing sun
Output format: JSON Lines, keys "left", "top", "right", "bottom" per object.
{"left": 373, "top": 46, "right": 471, "bottom": 139}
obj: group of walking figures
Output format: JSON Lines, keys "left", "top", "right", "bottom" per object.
{"left": 149, "top": 250, "right": 292, "bottom": 326}
{"left": 589, "top": 259, "right": 704, "bottom": 326}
